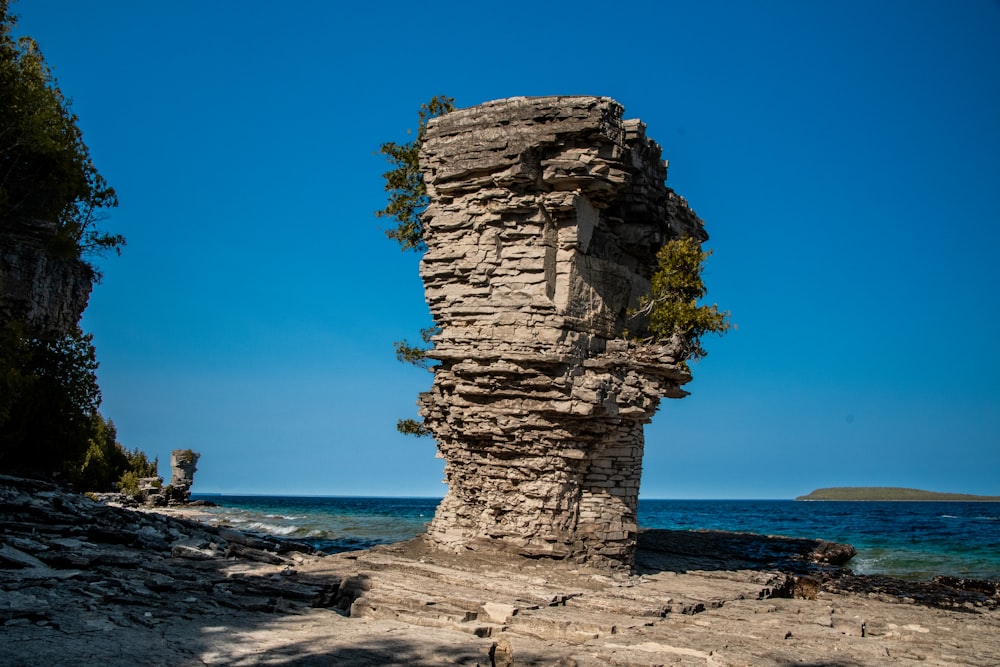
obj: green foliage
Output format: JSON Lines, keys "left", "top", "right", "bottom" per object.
{"left": 128, "top": 449, "right": 158, "bottom": 478}
{"left": 393, "top": 325, "right": 440, "bottom": 369}
{"left": 0, "top": 321, "right": 30, "bottom": 427}
{"left": 379, "top": 97, "right": 453, "bottom": 437}
{"left": 74, "top": 415, "right": 159, "bottom": 493}
{"left": 0, "top": 324, "right": 158, "bottom": 488}
{"left": 76, "top": 415, "right": 127, "bottom": 491}
{"left": 393, "top": 327, "right": 438, "bottom": 436}
{"left": 376, "top": 95, "right": 454, "bottom": 252}
{"left": 636, "top": 237, "right": 732, "bottom": 362}
{"left": 0, "top": 1, "right": 123, "bottom": 265}
{"left": 396, "top": 419, "right": 430, "bottom": 437}
{"left": 0, "top": 4, "right": 152, "bottom": 484}
{"left": 173, "top": 448, "right": 196, "bottom": 464}
{"left": 113, "top": 449, "right": 160, "bottom": 497}
{"left": 117, "top": 470, "right": 140, "bottom": 496}
{"left": 0, "top": 325, "right": 102, "bottom": 473}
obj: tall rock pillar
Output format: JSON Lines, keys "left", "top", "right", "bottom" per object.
{"left": 417, "top": 96, "right": 707, "bottom": 569}
{"left": 168, "top": 449, "right": 200, "bottom": 503}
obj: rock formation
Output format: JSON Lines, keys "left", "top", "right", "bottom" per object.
{"left": 0, "top": 219, "right": 92, "bottom": 339}
{"left": 168, "top": 449, "right": 200, "bottom": 502}
{"left": 417, "top": 96, "right": 707, "bottom": 569}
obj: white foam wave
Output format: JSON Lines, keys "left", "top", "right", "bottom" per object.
{"left": 305, "top": 528, "right": 335, "bottom": 538}
{"left": 245, "top": 521, "right": 299, "bottom": 536}
{"left": 849, "top": 554, "right": 883, "bottom": 575}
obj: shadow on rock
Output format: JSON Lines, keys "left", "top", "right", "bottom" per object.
{"left": 635, "top": 528, "right": 855, "bottom": 576}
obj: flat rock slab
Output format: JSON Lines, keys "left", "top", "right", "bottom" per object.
{"left": 1, "top": 477, "right": 998, "bottom": 666}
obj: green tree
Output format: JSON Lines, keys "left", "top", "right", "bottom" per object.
{"left": 113, "top": 447, "right": 158, "bottom": 496}
{"left": 376, "top": 95, "right": 454, "bottom": 252}
{"left": 0, "top": 327, "right": 101, "bottom": 473}
{"left": 634, "top": 237, "right": 732, "bottom": 363}
{"left": 73, "top": 415, "right": 159, "bottom": 492}
{"left": 392, "top": 325, "right": 440, "bottom": 370}
{"left": 377, "top": 97, "right": 454, "bottom": 436}
{"left": 0, "top": 3, "right": 150, "bottom": 480}
{"left": 75, "top": 415, "right": 128, "bottom": 491}
{"left": 0, "top": 0, "right": 123, "bottom": 265}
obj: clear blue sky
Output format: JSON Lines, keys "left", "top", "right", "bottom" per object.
{"left": 17, "top": 0, "right": 1000, "bottom": 498}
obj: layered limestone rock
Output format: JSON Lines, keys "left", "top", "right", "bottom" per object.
{"left": 417, "top": 96, "right": 707, "bottom": 569}
{"left": 0, "top": 219, "right": 92, "bottom": 338}
{"left": 169, "top": 449, "right": 200, "bottom": 502}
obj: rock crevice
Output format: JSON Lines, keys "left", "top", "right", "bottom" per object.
{"left": 417, "top": 96, "right": 706, "bottom": 569}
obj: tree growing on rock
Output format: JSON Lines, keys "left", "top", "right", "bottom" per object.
{"left": 633, "top": 237, "right": 732, "bottom": 364}
{"left": 0, "top": 2, "right": 147, "bottom": 482}
{"left": 0, "top": 0, "right": 123, "bottom": 266}
{"left": 377, "top": 96, "right": 453, "bottom": 435}
{"left": 376, "top": 95, "right": 454, "bottom": 253}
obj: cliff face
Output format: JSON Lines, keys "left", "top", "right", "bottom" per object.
{"left": 417, "top": 96, "right": 707, "bottom": 569}
{"left": 0, "top": 219, "right": 92, "bottom": 339}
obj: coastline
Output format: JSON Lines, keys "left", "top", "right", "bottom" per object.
{"left": 797, "top": 499, "right": 1000, "bottom": 502}
{"left": 2, "top": 476, "right": 998, "bottom": 666}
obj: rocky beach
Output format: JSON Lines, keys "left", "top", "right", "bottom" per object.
{"left": 4, "top": 7, "right": 1000, "bottom": 664}
{"left": 2, "top": 475, "right": 998, "bottom": 666}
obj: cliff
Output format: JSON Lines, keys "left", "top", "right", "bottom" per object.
{"left": 416, "top": 96, "right": 706, "bottom": 569}
{"left": 0, "top": 218, "right": 92, "bottom": 339}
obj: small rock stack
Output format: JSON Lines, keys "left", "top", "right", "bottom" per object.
{"left": 417, "top": 96, "right": 707, "bottom": 569}
{"left": 168, "top": 449, "right": 200, "bottom": 503}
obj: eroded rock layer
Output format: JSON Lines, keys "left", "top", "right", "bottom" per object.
{"left": 0, "top": 219, "right": 92, "bottom": 339}
{"left": 417, "top": 96, "right": 706, "bottom": 569}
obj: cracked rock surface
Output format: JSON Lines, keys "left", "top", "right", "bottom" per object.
{"left": 417, "top": 96, "right": 706, "bottom": 569}
{"left": 3, "top": 476, "right": 998, "bottom": 666}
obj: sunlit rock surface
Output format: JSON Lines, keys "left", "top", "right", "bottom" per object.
{"left": 417, "top": 96, "right": 706, "bottom": 569}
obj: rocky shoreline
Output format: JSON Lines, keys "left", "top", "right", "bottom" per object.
{"left": 2, "top": 475, "right": 998, "bottom": 666}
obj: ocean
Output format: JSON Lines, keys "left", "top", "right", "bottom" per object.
{"left": 188, "top": 495, "right": 1000, "bottom": 581}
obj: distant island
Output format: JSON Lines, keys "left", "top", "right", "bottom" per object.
{"left": 796, "top": 487, "right": 1000, "bottom": 501}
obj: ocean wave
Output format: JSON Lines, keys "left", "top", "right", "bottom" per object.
{"left": 304, "top": 528, "right": 337, "bottom": 539}
{"left": 848, "top": 554, "right": 883, "bottom": 575}
{"left": 244, "top": 521, "right": 299, "bottom": 536}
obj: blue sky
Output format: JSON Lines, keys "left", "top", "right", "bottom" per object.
{"left": 17, "top": 0, "right": 999, "bottom": 498}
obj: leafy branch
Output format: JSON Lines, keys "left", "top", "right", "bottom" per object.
{"left": 633, "top": 237, "right": 732, "bottom": 363}
{"left": 393, "top": 326, "right": 440, "bottom": 370}
{"left": 0, "top": 2, "right": 123, "bottom": 268}
{"left": 377, "top": 97, "right": 455, "bottom": 437}
{"left": 375, "top": 95, "right": 454, "bottom": 252}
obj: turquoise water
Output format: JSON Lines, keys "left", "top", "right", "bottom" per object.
{"left": 189, "top": 495, "right": 1000, "bottom": 581}
{"left": 638, "top": 499, "right": 1000, "bottom": 580}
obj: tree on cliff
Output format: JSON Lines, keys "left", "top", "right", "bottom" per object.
{"left": 376, "top": 95, "right": 454, "bottom": 252}
{"left": 377, "top": 96, "right": 453, "bottom": 436}
{"left": 0, "top": 3, "right": 147, "bottom": 485}
{"left": 0, "top": 0, "right": 123, "bottom": 263}
{"left": 634, "top": 237, "right": 732, "bottom": 363}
